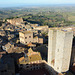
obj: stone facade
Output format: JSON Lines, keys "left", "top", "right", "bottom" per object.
{"left": 7, "top": 18, "right": 23, "bottom": 25}
{"left": 18, "top": 48, "right": 42, "bottom": 64}
{"left": 19, "top": 31, "right": 33, "bottom": 45}
{"left": 34, "top": 26, "right": 48, "bottom": 30}
{"left": 19, "top": 60, "right": 58, "bottom": 75}
{"left": 19, "top": 31, "right": 43, "bottom": 45}
{"left": 48, "top": 28, "right": 73, "bottom": 73}
{"left": 2, "top": 43, "right": 14, "bottom": 52}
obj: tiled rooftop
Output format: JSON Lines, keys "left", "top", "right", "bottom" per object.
{"left": 21, "top": 31, "right": 33, "bottom": 34}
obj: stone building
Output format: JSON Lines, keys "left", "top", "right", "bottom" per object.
{"left": 34, "top": 26, "right": 48, "bottom": 31}
{"left": 7, "top": 18, "right": 23, "bottom": 25}
{"left": 27, "top": 48, "right": 42, "bottom": 62}
{"left": 18, "top": 48, "right": 42, "bottom": 64}
{"left": 19, "top": 60, "right": 58, "bottom": 75}
{"left": 19, "top": 31, "right": 43, "bottom": 45}
{"left": 33, "top": 36, "right": 43, "bottom": 44}
{"left": 0, "top": 30, "right": 6, "bottom": 36}
{"left": 2, "top": 42, "right": 14, "bottom": 52}
{"left": 48, "top": 28, "right": 73, "bottom": 73}
{"left": 19, "top": 31, "right": 33, "bottom": 45}
{"left": 34, "top": 26, "right": 49, "bottom": 33}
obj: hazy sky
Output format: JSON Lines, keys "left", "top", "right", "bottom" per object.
{"left": 0, "top": 0, "right": 75, "bottom": 7}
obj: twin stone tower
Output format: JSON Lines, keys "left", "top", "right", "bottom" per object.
{"left": 48, "top": 28, "right": 73, "bottom": 73}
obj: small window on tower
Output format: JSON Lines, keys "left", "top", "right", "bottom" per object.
{"left": 58, "top": 49, "right": 59, "bottom": 52}
{"left": 29, "top": 36, "right": 31, "bottom": 38}
{"left": 57, "top": 67, "right": 59, "bottom": 69}
{"left": 25, "top": 37, "right": 27, "bottom": 39}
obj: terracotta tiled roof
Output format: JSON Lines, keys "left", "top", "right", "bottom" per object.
{"left": 27, "top": 43, "right": 36, "bottom": 47}
{"left": 19, "top": 57, "right": 25, "bottom": 62}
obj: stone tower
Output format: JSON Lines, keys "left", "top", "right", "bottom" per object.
{"left": 48, "top": 28, "right": 73, "bottom": 73}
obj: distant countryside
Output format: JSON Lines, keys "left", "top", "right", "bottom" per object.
{"left": 0, "top": 6, "right": 75, "bottom": 27}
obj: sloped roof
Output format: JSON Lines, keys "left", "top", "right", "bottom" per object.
{"left": 27, "top": 42, "right": 36, "bottom": 47}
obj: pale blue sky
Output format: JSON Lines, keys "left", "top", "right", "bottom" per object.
{"left": 0, "top": 0, "right": 75, "bottom": 7}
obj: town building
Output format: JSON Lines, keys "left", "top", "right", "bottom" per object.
{"left": 48, "top": 28, "right": 73, "bottom": 73}
{"left": 7, "top": 18, "right": 23, "bottom": 25}
{"left": 19, "top": 31, "right": 43, "bottom": 45}
{"left": 19, "top": 31, "right": 33, "bottom": 45}
{"left": 34, "top": 26, "right": 49, "bottom": 34}
{"left": 0, "top": 30, "right": 6, "bottom": 36}
{"left": 19, "top": 60, "right": 58, "bottom": 75}
{"left": 18, "top": 48, "right": 42, "bottom": 64}
{"left": 34, "top": 26, "right": 48, "bottom": 31}
{"left": 2, "top": 42, "right": 14, "bottom": 52}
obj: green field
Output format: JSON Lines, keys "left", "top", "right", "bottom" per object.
{"left": 0, "top": 6, "right": 75, "bottom": 27}
{"left": 68, "top": 15, "right": 75, "bottom": 21}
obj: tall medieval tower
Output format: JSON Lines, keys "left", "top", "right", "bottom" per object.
{"left": 48, "top": 28, "right": 73, "bottom": 73}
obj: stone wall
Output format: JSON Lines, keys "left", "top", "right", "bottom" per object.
{"left": 48, "top": 28, "right": 73, "bottom": 73}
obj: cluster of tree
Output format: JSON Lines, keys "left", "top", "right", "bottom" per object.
{"left": 23, "top": 12, "right": 73, "bottom": 27}
{"left": 0, "top": 6, "right": 75, "bottom": 27}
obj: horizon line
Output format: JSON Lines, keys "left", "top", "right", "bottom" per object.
{"left": 0, "top": 4, "right": 75, "bottom": 8}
